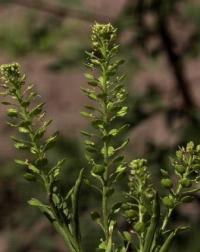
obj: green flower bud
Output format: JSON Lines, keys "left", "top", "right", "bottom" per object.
{"left": 161, "top": 178, "right": 173, "bottom": 189}
{"left": 124, "top": 209, "right": 138, "bottom": 219}
{"left": 175, "top": 164, "right": 186, "bottom": 174}
{"left": 181, "top": 178, "right": 192, "bottom": 188}
{"left": 91, "top": 23, "right": 116, "bottom": 49}
{"left": 0, "top": 63, "right": 21, "bottom": 87}
{"left": 145, "top": 191, "right": 154, "bottom": 199}
{"left": 176, "top": 150, "right": 183, "bottom": 159}
{"left": 140, "top": 205, "right": 147, "bottom": 214}
{"left": 92, "top": 165, "right": 105, "bottom": 176}
{"left": 196, "top": 145, "right": 200, "bottom": 152}
{"left": 134, "top": 222, "right": 145, "bottom": 233}
{"left": 186, "top": 141, "right": 194, "bottom": 152}
{"left": 162, "top": 196, "right": 175, "bottom": 208}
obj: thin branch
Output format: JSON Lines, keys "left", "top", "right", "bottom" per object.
{"left": 154, "top": 0, "right": 195, "bottom": 109}
{"left": 3, "top": 0, "right": 108, "bottom": 23}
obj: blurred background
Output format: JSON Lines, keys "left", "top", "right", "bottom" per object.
{"left": 0, "top": 0, "right": 200, "bottom": 251}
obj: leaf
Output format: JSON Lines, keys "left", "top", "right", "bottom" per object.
{"left": 1, "top": 101, "right": 12, "bottom": 105}
{"left": 161, "top": 169, "right": 168, "bottom": 177}
{"left": 34, "top": 120, "right": 52, "bottom": 140}
{"left": 115, "top": 139, "right": 129, "bottom": 152}
{"left": 71, "top": 169, "right": 84, "bottom": 242}
{"left": 44, "top": 132, "right": 58, "bottom": 151}
{"left": 14, "top": 142, "right": 29, "bottom": 150}
{"left": 30, "top": 103, "right": 44, "bottom": 117}
{"left": 80, "top": 111, "right": 94, "bottom": 119}
{"left": 117, "top": 106, "right": 128, "bottom": 117}
{"left": 86, "top": 146, "right": 97, "bottom": 153}
{"left": 143, "top": 193, "right": 160, "bottom": 252}
{"left": 159, "top": 227, "right": 188, "bottom": 252}
{"left": 49, "top": 158, "right": 66, "bottom": 180}
{"left": 111, "top": 201, "right": 122, "bottom": 214}
{"left": 28, "top": 198, "right": 55, "bottom": 222}
{"left": 7, "top": 108, "right": 18, "bottom": 117}
{"left": 27, "top": 163, "right": 40, "bottom": 174}
{"left": 15, "top": 159, "right": 27, "bottom": 166}
{"left": 84, "top": 105, "right": 96, "bottom": 111}
{"left": 81, "top": 88, "right": 97, "bottom": 100}
{"left": 84, "top": 73, "right": 99, "bottom": 86}
{"left": 85, "top": 140, "right": 95, "bottom": 146}
{"left": 18, "top": 127, "right": 29, "bottom": 134}
{"left": 81, "top": 130, "right": 93, "bottom": 137}
{"left": 28, "top": 198, "right": 47, "bottom": 208}
{"left": 108, "top": 125, "right": 129, "bottom": 137}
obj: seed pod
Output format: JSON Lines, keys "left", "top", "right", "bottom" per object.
{"left": 175, "top": 164, "right": 185, "bottom": 174}
{"left": 92, "top": 164, "right": 105, "bottom": 176}
{"left": 161, "top": 178, "right": 173, "bottom": 189}
{"left": 134, "top": 222, "right": 145, "bottom": 233}
{"left": 162, "top": 196, "right": 175, "bottom": 208}
{"left": 181, "top": 178, "right": 192, "bottom": 188}
{"left": 123, "top": 231, "right": 132, "bottom": 242}
{"left": 124, "top": 209, "right": 138, "bottom": 219}
{"left": 140, "top": 205, "right": 147, "bottom": 214}
{"left": 23, "top": 173, "right": 36, "bottom": 182}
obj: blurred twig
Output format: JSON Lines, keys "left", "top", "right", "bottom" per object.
{"left": 154, "top": 0, "right": 196, "bottom": 109}
{"left": 122, "top": 0, "right": 196, "bottom": 110}
{"left": 4, "top": 0, "right": 108, "bottom": 23}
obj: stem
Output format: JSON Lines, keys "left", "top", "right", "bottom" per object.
{"left": 161, "top": 165, "right": 190, "bottom": 231}
{"left": 15, "top": 89, "right": 83, "bottom": 252}
{"left": 102, "top": 62, "right": 110, "bottom": 239}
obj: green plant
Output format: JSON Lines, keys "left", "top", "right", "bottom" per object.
{"left": 0, "top": 23, "right": 200, "bottom": 252}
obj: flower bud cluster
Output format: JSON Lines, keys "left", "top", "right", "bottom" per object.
{"left": 0, "top": 63, "right": 22, "bottom": 89}
{"left": 123, "top": 159, "right": 155, "bottom": 233}
{"left": 129, "top": 159, "right": 153, "bottom": 196}
{"left": 91, "top": 23, "right": 117, "bottom": 51}
{"left": 161, "top": 141, "right": 200, "bottom": 209}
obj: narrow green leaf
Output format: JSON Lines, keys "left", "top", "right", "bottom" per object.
{"left": 44, "top": 132, "right": 58, "bottom": 151}
{"left": 144, "top": 193, "right": 160, "bottom": 252}
{"left": 7, "top": 108, "right": 18, "bottom": 117}
{"left": 30, "top": 103, "right": 44, "bottom": 117}
{"left": 71, "top": 169, "right": 84, "bottom": 243}
{"left": 14, "top": 142, "right": 29, "bottom": 150}
{"left": 14, "top": 159, "right": 27, "bottom": 166}
{"left": 80, "top": 111, "right": 94, "bottom": 119}
{"left": 27, "top": 163, "right": 40, "bottom": 174}
{"left": 19, "top": 127, "right": 29, "bottom": 133}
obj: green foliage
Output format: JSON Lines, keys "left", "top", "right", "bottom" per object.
{"left": 0, "top": 23, "right": 200, "bottom": 252}
{"left": 0, "top": 63, "right": 84, "bottom": 252}
{"left": 81, "top": 22, "right": 128, "bottom": 251}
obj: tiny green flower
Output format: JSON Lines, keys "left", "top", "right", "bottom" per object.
{"left": 161, "top": 178, "right": 173, "bottom": 189}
